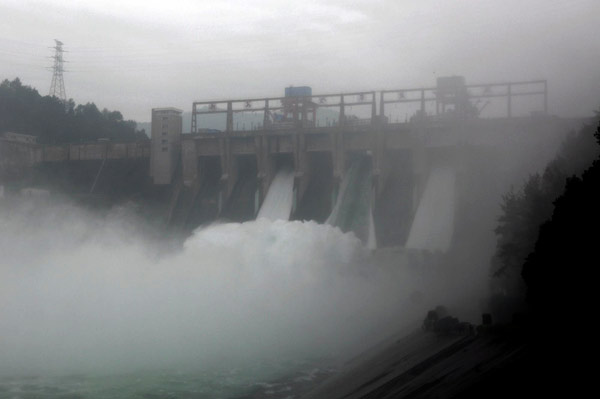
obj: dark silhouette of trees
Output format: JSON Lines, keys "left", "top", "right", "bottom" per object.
{"left": 522, "top": 121, "right": 600, "bottom": 315}
{"left": 516, "top": 120, "right": 600, "bottom": 398}
{"left": 0, "top": 78, "right": 146, "bottom": 143}
{"left": 486, "top": 117, "right": 600, "bottom": 397}
{"left": 492, "top": 114, "right": 600, "bottom": 297}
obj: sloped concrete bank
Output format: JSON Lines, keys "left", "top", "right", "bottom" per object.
{"left": 300, "top": 325, "right": 532, "bottom": 399}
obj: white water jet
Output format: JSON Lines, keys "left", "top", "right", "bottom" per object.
{"left": 257, "top": 168, "right": 295, "bottom": 221}
{"left": 367, "top": 204, "right": 377, "bottom": 250}
{"left": 406, "top": 167, "right": 456, "bottom": 252}
{"left": 326, "top": 159, "right": 374, "bottom": 247}
{"left": 326, "top": 166, "right": 352, "bottom": 226}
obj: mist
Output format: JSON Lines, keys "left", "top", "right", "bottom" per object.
{"left": 0, "top": 196, "right": 445, "bottom": 377}
{"left": 1, "top": 1, "right": 599, "bottom": 121}
{"left": 1, "top": 1, "right": 599, "bottom": 397}
{"left": 0, "top": 114, "right": 577, "bottom": 379}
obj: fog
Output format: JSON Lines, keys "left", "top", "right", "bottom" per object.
{"left": 0, "top": 197, "right": 445, "bottom": 376}
{"left": 1, "top": 0, "right": 599, "bottom": 121}
{"left": 0, "top": 106, "right": 577, "bottom": 379}
{"left": 1, "top": 2, "right": 598, "bottom": 396}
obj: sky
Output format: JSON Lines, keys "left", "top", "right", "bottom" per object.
{"left": 1, "top": 0, "right": 599, "bottom": 122}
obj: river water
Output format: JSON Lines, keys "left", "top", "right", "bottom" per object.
{"left": 0, "top": 361, "right": 336, "bottom": 399}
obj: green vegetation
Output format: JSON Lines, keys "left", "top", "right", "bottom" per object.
{"left": 0, "top": 78, "right": 147, "bottom": 143}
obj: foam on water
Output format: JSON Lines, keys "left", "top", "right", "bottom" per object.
{"left": 405, "top": 167, "right": 456, "bottom": 252}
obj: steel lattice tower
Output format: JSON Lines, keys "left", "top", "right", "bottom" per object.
{"left": 49, "top": 39, "right": 66, "bottom": 102}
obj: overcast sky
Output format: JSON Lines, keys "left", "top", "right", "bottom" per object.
{"left": 1, "top": 0, "right": 599, "bottom": 122}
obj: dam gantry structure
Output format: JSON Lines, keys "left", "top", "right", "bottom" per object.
{"left": 171, "top": 78, "right": 552, "bottom": 247}
{"left": 2, "top": 77, "right": 566, "bottom": 248}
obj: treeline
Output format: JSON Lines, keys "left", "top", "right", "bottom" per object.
{"left": 490, "top": 114, "right": 600, "bottom": 395}
{"left": 491, "top": 113, "right": 600, "bottom": 298}
{"left": 522, "top": 139, "right": 599, "bottom": 312}
{"left": 0, "top": 78, "right": 147, "bottom": 144}
{"left": 495, "top": 115, "right": 600, "bottom": 397}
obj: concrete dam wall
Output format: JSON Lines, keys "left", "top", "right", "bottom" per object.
{"left": 1, "top": 113, "right": 580, "bottom": 249}
{"left": 168, "top": 115, "right": 575, "bottom": 248}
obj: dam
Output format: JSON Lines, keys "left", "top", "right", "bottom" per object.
{"left": 0, "top": 77, "right": 569, "bottom": 248}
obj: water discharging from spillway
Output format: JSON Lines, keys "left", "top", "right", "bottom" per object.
{"left": 327, "top": 157, "right": 376, "bottom": 248}
{"left": 405, "top": 166, "right": 456, "bottom": 252}
{"left": 257, "top": 167, "right": 295, "bottom": 221}
{"left": 0, "top": 192, "right": 422, "bottom": 397}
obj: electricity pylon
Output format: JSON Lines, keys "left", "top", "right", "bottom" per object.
{"left": 49, "top": 39, "right": 66, "bottom": 102}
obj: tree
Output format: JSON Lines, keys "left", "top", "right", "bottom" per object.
{"left": 0, "top": 77, "right": 145, "bottom": 143}
{"left": 514, "top": 122, "right": 600, "bottom": 397}
{"left": 492, "top": 113, "right": 600, "bottom": 296}
{"left": 522, "top": 121, "right": 600, "bottom": 313}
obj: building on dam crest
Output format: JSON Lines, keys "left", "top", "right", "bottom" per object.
{"left": 150, "top": 107, "right": 182, "bottom": 185}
